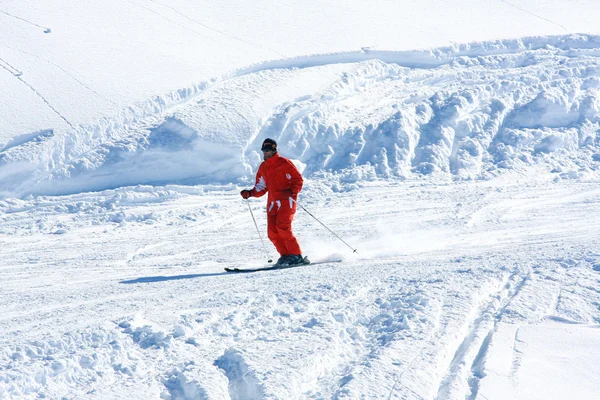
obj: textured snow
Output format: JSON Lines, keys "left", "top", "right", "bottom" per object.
{"left": 1, "top": 1, "right": 600, "bottom": 399}
{"left": 1, "top": 179, "right": 600, "bottom": 399}
{"left": 2, "top": 34, "right": 600, "bottom": 197}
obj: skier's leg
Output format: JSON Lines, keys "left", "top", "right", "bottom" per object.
{"left": 267, "top": 214, "right": 288, "bottom": 256}
{"left": 275, "top": 209, "right": 302, "bottom": 256}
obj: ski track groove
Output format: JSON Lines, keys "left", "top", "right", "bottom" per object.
{"left": 0, "top": 62, "right": 75, "bottom": 129}
{"left": 435, "top": 270, "right": 529, "bottom": 400}
{"left": 496, "top": 0, "right": 569, "bottom": 32}
{"left": 0, "top": 42, "right": 118, "bottom": 105}
{"left": 510, "top": 326, "right": 524, "bottom": 377}
{"left": 146, "top": 0, "right": 284, "bottom": 58}
{"left": 387, "top": 347, "right": 429, "bottom": 400}
{"left": 0, "top": 9, "right": 51, "bottom": 32}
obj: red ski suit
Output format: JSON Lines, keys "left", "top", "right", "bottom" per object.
{"left": 250, "top": 153, "right": 303, "bottom": 256}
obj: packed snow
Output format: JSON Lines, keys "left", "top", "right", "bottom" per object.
{"left": 1, "top": 1, "right": 600, "bottom": 399}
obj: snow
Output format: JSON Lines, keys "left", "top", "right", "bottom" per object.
{"left": 1, "top": 1, "right": 600, "bottom": 399}
{"left": 479, "top": 321, "right": 600, "bottom": 400}
{"left": 2, "top": 178, "right": 600, "bottom": 399}
{"left": 3, "top": 33, "right": 600, "bottom": 196}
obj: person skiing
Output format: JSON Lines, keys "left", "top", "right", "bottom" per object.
{"left": 240, "top": 138, "right": 305, "bottom": 266}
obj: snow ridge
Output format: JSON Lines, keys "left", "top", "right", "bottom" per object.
{"left": 214, "top": 349, "right": 265, "bottom": 400}
{"left": 1, "top": 34, "right": 600, "bottom": 198}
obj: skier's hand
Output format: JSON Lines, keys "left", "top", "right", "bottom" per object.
{"left": 240, "top": 189, "right": 253, "bottom": 199}
{"left": 280, "top": 189, "right": 293, "bottom": 197}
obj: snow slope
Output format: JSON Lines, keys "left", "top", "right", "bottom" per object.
{"left": 1, "top": 176, "right": 600, "bottom": 399}
{"left": 2, "top": 1, "right": 600, "bottom": 399}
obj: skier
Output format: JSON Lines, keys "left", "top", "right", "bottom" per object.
{"left": 240, "top": 138, "right": 305, "bottom": 266}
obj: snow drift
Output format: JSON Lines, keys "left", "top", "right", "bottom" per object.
{"left": 1, "top": 35, "right": 600, "bottom": 197}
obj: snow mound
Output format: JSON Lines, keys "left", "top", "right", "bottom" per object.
{"left": 1, "top": 34, "right": 600, "bottom": 198}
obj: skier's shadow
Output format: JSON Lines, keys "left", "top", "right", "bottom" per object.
{"left": 120, "top": 272, "right": 226, "bottom": 284}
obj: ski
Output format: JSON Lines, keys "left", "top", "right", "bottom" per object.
{"left": 224, "top": 257, "right": 340, "bottom": 273}
{"left": 224, "top": 265, "right": 296, "bottom": 273}
{"left": 225, "top": 256, "right": 310, "bottom": 273}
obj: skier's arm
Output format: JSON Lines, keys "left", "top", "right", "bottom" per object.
{"left": 240, "top": 164, "right": 267, "bottom": 199}
{"left": 286, "top": 160, "right": 303, "bottom": 195}
{"left": 251, "top": 165, "right": 267, "bottom": 198}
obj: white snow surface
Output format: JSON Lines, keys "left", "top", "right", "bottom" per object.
{"left": 2, "top": 1, "right": 600, "bottom": 399}
{"left": 2, "top": 178, "right": 600, "bottom": 399}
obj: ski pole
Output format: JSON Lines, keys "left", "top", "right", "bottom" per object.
{"left": 291, "top": 198, "right": 358, "bottom": 254}
{"left": 246, "top": 199, "right": 273, "bottom": 263}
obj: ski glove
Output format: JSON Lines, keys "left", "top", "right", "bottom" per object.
{"left": 240, "top": 189, "right": 253, "bottom": 199}
{"left": 280, "top": 189, "right": 293, "bottom": 197}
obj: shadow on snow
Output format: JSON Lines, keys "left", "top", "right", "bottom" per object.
{"left": 120, "top": 272, "right": 226, "bottom": 284}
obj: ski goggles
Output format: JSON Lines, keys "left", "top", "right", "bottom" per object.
{"left": 261, "top": 143, "right": 277, "bottom": 152}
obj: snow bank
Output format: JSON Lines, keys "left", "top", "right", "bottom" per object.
{"left": 1, "top": 34, "right": 599, "bottom": 198}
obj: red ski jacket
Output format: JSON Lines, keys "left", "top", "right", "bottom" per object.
{"left": 250, "top": 153, "right": 303, "bottom": 215}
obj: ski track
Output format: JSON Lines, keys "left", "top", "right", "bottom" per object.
{"left": 434, "top": 270, "right": 528, "bottom": 400}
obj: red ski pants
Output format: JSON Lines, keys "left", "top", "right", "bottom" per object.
{"left": 267, "top": 207, "right": 302, "bottom": 256}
